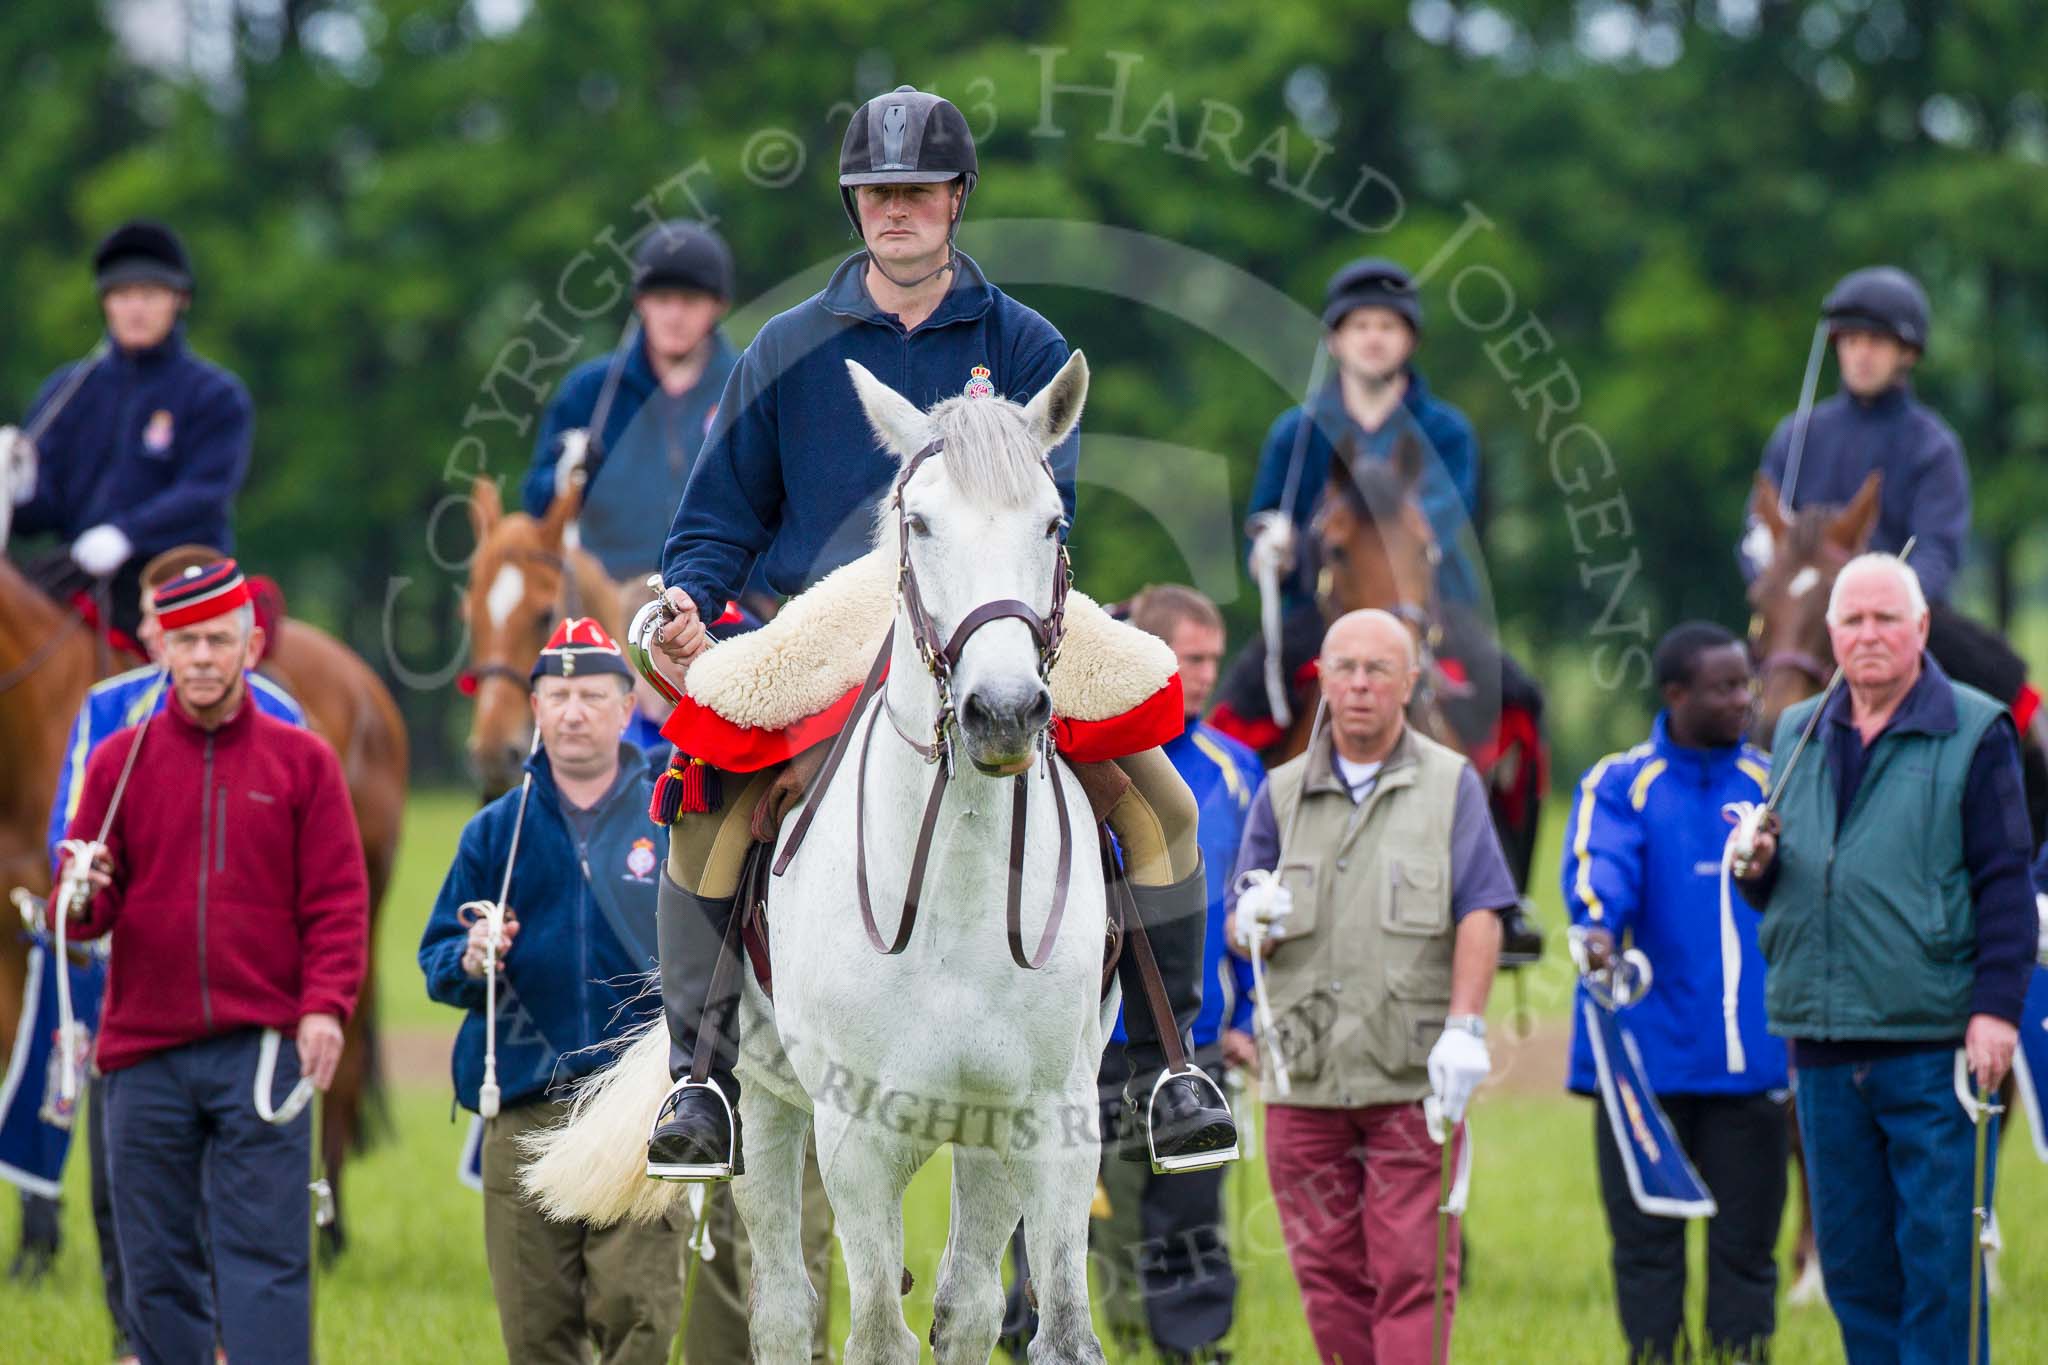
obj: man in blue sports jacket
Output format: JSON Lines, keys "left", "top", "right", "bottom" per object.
{"left": 646, "top": 86, "right": 1235, "bottom": 1179}
{"left": 1562, "top": 622, "right": 1787, "bottom": 1364}
{"left": 419, "top": 617, "right": 690, "bottom": 1362}
{"left": 1243, "top": 258, "right": 1483, "bottom": 610}
{"left": 1101, "top": 586, "right": 1260, "bottom": 1360}
{"left": 8, "top": 221, "right": 253, "bottom": 640}
{"left": 1742, "top": 265, "right": 1968, "bottom": 602}
{"left": 521, "top": 222, "right": 740, "bottom": 584}
{"left": 0, "top": 546, "right": 302, "bottom": 1357}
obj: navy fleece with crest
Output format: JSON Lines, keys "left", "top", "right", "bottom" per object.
{"left": 660, "top": 251, "right": 1077, "bottom": 618}
{"left": 419, "top": 743, "right": 667, "bottom": 1113}
{"left": 14, "top": 324, "right": 252, "bottom": 557}
{"left": 1755, "top": 383, "right": 1969, "bottom": 601}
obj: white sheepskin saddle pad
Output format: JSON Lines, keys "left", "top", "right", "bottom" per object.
{"left": 684, "top": 549, "right": 1176, "bottom": 730}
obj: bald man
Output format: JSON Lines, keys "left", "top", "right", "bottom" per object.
{"left": 1226, "top": 609, "right": 1516, "bottom": 1364}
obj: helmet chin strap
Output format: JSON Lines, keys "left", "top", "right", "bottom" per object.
{"left": 865, "top": 245, "right": 955, "bottom": 291}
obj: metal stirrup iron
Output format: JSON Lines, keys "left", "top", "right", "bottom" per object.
{"left": 647, "top": 886, "right": 749, "bottom": 1183}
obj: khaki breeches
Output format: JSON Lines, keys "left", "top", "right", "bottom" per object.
{"left": 665, "top": 746, "right": 1200, "bottom": 898}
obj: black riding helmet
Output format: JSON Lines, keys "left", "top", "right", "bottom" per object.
{"left": 1823, "top": 265, "right": 1930, "bottom": 353}
{"left": 1323, "top": 257, "right": 1421, "bottom": 333}
{"left": 633, "top": 220, "right": 735, "bottom": 301}
{"left": 837, "top": 85, "right": 979, "bottom": 234}
{"left": 93, "top": 219, "right": 194, "bottom": 295}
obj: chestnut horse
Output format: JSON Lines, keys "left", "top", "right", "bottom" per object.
{"left": 1241, "top": 437, "right": 1547, "bottom": 893}
{"left": 0, "top": 555, "right": 407, "bottom": 1256}
{"left": 462, "top": 478, "right": 622, "bottom": 799}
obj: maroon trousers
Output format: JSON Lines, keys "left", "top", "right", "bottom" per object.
{"left": 1267, "top": 1101, "right": 1463, "bottom": 1365}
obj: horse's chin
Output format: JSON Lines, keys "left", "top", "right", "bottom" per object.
{"left": 966, "top": 748, "right": 1037, "bottom": 779}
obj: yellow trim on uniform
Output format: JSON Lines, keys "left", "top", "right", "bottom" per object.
{"left": 1571, "top": 754, "right": 1623, "bottom": 923}
{"left": 1189, "top": 731, "right": 1248, "bottom": 806}
{"left": 1628, "top": 758, "right": 1667, "bottom": 812}
{"left": 1737, "top": 757, "right": 1769, "bottom": 794}
{"left": 59, "top": 709, "right": 95, "bottom": 832}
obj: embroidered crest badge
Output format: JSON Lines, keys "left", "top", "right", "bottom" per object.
{"left": 624, "top": 837, "right": 658, "bottom": 884}
{"left": 963, "top": 365, "right": 994, "bottom": 400}
{"left": 143, "top": 410, "right": 174, "bottom": 454}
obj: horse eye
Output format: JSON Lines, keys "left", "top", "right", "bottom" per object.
{"left": 907, "top": 514, "right": 930, "bottom": 538}
{"left": 1046, "top": 518, "right": 1066, "bottom": 540}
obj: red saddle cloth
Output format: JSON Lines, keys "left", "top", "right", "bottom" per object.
{"left": 660, "top": 666, "right": 1186, "bottom": 774}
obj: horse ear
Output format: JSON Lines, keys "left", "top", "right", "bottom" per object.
{"left": 1391, "top": 430, "right": 1426, "bottom": 493}
{"left": 470, "top": 476, "right": 502, "bottom": 544}
{"left": 1826, "top": 471, "right": 1883, "bottom": 554}
{"left": 540, "top": 480, "right": 582, "bottom": 547}
{"left": 1021, "top": 350, "right": 1089, "bottom": 451}
{"left": 1751, "top": 472, "right": 1787, "bottom": 540}
{"left": 845, "top": 360, "right": 934, "bottom": 462}
{"left": 1327, "top": 435, "right": 1365, "bottom": 499}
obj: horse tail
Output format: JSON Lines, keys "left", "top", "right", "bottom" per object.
{"left": 516, "top": 1017, "right": 686, "bottom": 1227}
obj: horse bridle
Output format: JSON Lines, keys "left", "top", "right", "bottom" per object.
{"left": 460, "top": 544, "right": 583, "bottom": 698}
{"left": 1755, "top": 647, "right": 1830, "bottom": 691}
{"left": 775, "top": 436, "right": 1078, "bottom": 971}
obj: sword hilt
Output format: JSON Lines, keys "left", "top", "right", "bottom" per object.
{"left": 627, "top": 575, "right": 686, "bottom": 707}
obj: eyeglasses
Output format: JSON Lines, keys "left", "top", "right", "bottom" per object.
{"left": 1321, "top": 657, "right": 1405, "bottom": 683}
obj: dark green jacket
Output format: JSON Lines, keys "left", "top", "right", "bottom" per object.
{"left": 1756, "top": 670, "right": 2004, "bottom": 1041}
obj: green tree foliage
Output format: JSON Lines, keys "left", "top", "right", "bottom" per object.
{"left": 3, "top": 1, "right": 2042, "bottom": 776}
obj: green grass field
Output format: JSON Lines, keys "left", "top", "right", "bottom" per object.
{"left": 5, "top": 792, "right": 2046, "bottom": 1362}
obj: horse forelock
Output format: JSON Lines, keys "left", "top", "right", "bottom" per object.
{"left": 1328, "top": 454, "right": 1431, "bottom": 546}
{"left": 870, "top": 395, "right": 1052, "bottom": 545}
{"left": 926, "top": 396, "right": 1052, "bottom": 510}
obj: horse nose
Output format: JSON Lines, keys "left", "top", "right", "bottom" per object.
{"left": 961, "top": 683, "right": 1051, "bottom": 737}
{"left": 1019, "top": 686, "right": 1052, "bottom": 733}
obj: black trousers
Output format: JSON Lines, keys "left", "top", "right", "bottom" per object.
{"left": 1593, "top": 1091, "right": 1787, "bottom": 1363}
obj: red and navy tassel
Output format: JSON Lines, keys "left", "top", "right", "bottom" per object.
{"left": 650, "top": 751, "right": 722, "bottom": 825}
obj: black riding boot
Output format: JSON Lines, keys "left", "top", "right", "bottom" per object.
{"left": 646, "top": 871, "right": 745, "bottom": 1181}
{"left": 1116, "top": 860, "right": 1239, "bottom": 1170}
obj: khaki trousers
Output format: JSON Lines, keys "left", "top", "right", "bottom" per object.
{"left": 482, "top": 1099, "right": 688, "bottom": 1365}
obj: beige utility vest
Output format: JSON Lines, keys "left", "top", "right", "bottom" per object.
{"left": 1262, "top": 726, "right": 1465, "bottom": 1109}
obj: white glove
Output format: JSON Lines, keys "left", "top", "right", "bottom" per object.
{"left": 1246, "top": 510, "right": 1297, "bottom": 581}
{"left": 0, "top": 426, "right": 35, "bottom": 506}
{"left": 2036, "top": 892, "right": 2048, "bottom": 966}
{"left": 553, "top": 429, "right": 593, "bottom": 501}
{"left": 1427, "top": 1024, "right": 1490, "bottom": 1125}
{"left": 71, "top": 523, "right": 133, "bottom": 577}
{"left": 1233, "top": 873, "right": 1293, "bottom": 951}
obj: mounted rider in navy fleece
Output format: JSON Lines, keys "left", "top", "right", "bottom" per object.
{"left": 522, "top": 222, "right": 740, "bottom": 582}
{"left": 1744, "top": 265, "right": 1969, "bottom": 602}
{"left": 11, "top": 220, "right": 252, "bottom": 638}
{"left": 660, "top": 252, "right": 1077, "bottom": 616}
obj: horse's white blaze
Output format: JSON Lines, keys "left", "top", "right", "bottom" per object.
{"left": 1788, "top": 566, "right": 1820, "bottom": 599}
{"left": 486, "top": 564, "right": 525, "bottom": 628}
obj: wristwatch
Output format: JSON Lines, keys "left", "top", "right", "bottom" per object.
{"left": 1444, "top": 1013, "right": 1487, "bottom": 1040}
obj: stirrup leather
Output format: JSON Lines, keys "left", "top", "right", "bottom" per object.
{"left": 1145, "top": 1067, "right": 1241, "bottom": 1175}
{"left": 646, "top": 1077, "right": 737, "bottom": 1184}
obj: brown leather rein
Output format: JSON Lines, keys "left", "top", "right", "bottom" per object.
{"left": 774, "top": 437, "right": 1078, "bottom": 971}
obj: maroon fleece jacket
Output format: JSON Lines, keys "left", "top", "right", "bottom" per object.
{"left": 64, "top": 691, "right": 368, "bottom": 1073}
